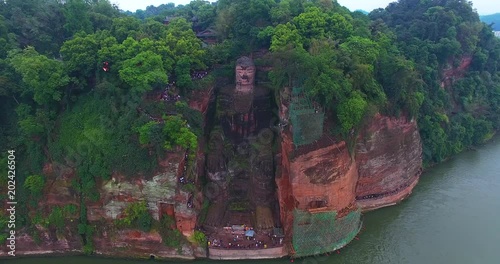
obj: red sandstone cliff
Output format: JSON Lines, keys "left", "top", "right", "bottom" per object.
{"left": 440, "top": 56, "right": 473, "bottom": 88}
{"left": 276, "top": 86, "right": 423, "bottom": 256}
{"left": 5, "top": 163, "right": 82, "bottom": 257}
{"left": 286, "top": 138, "right": 358, "bottom": 213}
{"left": 3, "top": 149, "right": 201, "bottom": 259}
{"left": 2, "top": 82, "right": 425, "bottom": 259}
{"left": 355, "top": 114, "right": 422, "bottom": 211}
{"left": 2, "top": 86, "right": 214, "bottom": 259}
{"left": 277, "top": 132, "right": 361, "bottom": 255}
{"left": 276, "top": 88, "right": 360, "bottom": 255}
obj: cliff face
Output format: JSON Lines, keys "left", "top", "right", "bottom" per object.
{"left": 3, "top": 87, "right": 214, "bottom": 259}
{"left": 4, "top": 83, "right": 424, "bottom": 259}
{"left": 86, "top": 153, "right": 180, "bottom": 223}
{"left": 6, "top": 163, "right": 81, "bottom": 257}
{"left": 355, "top": 114, "right": 422, "bottom": 211}
{"left": 277, "top": 132, "right": 360, "bottom": 254}
{"left": 275, "top": 87, "right": 423, "bottom": 256}
{"left": 87, "top": 152, "right": 200, "bottom": 259}
{"left": 7, "top": 151, "right": 200, "bottom": 259}
{"left": 287, "top": 138, "right": 358, "bottom": 212}
{"left": 276, "top": 90, "right": 361, "bottom": 257}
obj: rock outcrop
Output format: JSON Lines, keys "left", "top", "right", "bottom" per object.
{"left": 274, "top": 86, "right": 423, "bottom": 256}
{"left": 355, "top": 114, "right": 422, "bottom": 211}
{"left": 2, "top": 86, "right": 214, "bottom": 259}
{"left": 440, "top": 56, "right": 473, "bottom": 88}
{"left": 276, "top": 88, "right": 362, "bottom": 257}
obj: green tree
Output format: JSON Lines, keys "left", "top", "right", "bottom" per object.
{"left": 63, "top": 0, "right": 93, "bottom": 36}
{"left": 16, "top": 104, "right": 45, "bottom": 137}
{"left": 326, "top": 13, "right": 353, "bottom": 40}
{"left": 165, "top": 18, "right": 206, "bottom": 70}
{"left": 337, "top": 91, "right": 368, "bottom": 134}
{"left": 88, "top": 0, "right": 122, "bottom": 31}
{"left": 60, "top": 33, "right": 99, "bottom": 80}
{"left": 270, "top": 0, "right": 293, "bottom": 24}
{"left": 339, "top": 36, "right": 379, "bottom": 65}
{"left": 215, "top": 0, "right": 275, "bottom": 50}
{"left": 23, "top": 174, "right": 45, "bottom": 199}
{"left": 268, "top": 47, "right": 310, "bottom": 89}
{"left": 8, "top": 47, "right": 70, "bottom": 105}
{"left": 4, "top": 0, "right": 66, "bottom": 55}
{"left": 350, "top": 64, "right": 386, "bottom": 107}
{"left": 117, "top": 201, "right": 153, "bottom": 231}
{"left": 269, "top": 23, "right": 303, "bottom": 52}
{"left": 163, "top": 115, "right": 198, "bottom": 154}
{"left": 136, "top": 121, "right": 160, "bottom": 145}
{"left": 191, "top": 230, "right": 207, "bottom": 245}
{"left": 0, "top": 15, "right": 12, "bottom": 58}
{"left": 118, "top": 51, "right": 168, "bottom": 96}
{"left": 293, "top": 6, "right": 327, "bottom": 42}
{"left": 47, "top": 206, "right": 65, "bottom": 229}
{"left": 189, "top": 0, "right": 217, "bottom": 31}
{"left": 111, "top": 16, "right": 141, "bottom": 43}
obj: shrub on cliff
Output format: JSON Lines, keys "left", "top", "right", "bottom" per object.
{"left": 116, "top": 201, "right": 153, "bottom": 232}
{"left": 159, "top": 215, "right": 185, "bottom": 248}
{"left": 163, "top": 229, "right": 183, "bottom": 248}
{"left": 135, "top": 114, "right": 198, "bottom": 159}
{"left": 137, "top": 210, "right": 153, "bottom": 232}
{"left": 190, "top": 230, "right": 207, "bottom": 246}
{"left": 23, "top": 174, "right": 45, "bottom": 200}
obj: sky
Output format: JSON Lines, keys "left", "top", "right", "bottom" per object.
{"left": 111, "top": 0, "right": 498, "bottom": 16}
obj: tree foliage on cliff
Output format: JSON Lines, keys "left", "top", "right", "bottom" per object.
{"left": 0, "top": 0, "right": 206, "bottom": 239}
{"left": 116, "top": 201, "right": 153, "bottom": 232}
{"left": 370, "top": 0, "right": 500, "bottom": 164}
{"left": 258, "top": 0, "right": 499, "bottom": 164}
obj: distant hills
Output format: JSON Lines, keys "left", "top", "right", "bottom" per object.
{"left": 480, "top": 13, "right": 500, "bottom": 30}
{"left": 354, "top": 9, "right": 369, "bottom": 15}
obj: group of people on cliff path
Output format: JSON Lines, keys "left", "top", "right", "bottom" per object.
{"left": 191, "top": 70, "right": 208, "bottom": 80}
{"left": 160, "top": 71, "right": 209, "bottom": 102}
{"left": 161, "top": 83, "right": 181, "bottom": 102}
{"left": 208, "top": 238, "right": 269, "bottom": 250}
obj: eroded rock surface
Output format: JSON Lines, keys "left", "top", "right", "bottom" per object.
{"left": 355, "top": 114, "right": 422, "bottom": 211}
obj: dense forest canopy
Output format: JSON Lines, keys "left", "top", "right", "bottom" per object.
{"left": 0, "top": 0, "right": 499, "bottom": 252}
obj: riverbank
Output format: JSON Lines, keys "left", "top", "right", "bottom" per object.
{"left": 208, "top": 247, "right": 286, "bottom": 260}
{"left": 356, "top": 175, "right": 420, "bottom": 212}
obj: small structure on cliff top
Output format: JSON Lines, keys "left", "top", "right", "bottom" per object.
{"left": 196, "top": 29, "right": 218, "bottom": 45}
{"left": 289, "top": 87, "right": 324, "bottom": 146}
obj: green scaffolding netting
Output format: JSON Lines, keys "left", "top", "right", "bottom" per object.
{"left": 292, "top": 209, "right": 362, "bottom": 257}
{"left": 289, "top": 87, "right": 324, "bottom": 146}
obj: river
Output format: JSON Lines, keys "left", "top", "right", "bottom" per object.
{"left": 8, "top": 136, "right": 500, "bottom": 264}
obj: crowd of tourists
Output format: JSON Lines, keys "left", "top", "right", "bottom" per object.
{"left": 207, "top": 226, "right": 283, "bottom": 250}
{"left": 178, "top": 151, "right": 195, "bottom": 208}
{"left": 161, "top": 82, "right": 181, "bottom": 102}
{"left": 191, "top": 70, "right": 209, "bottom": 80}
{"left": 160, "top": 71, "right": 208, "bottom": 102}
